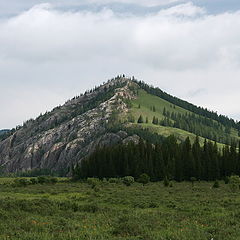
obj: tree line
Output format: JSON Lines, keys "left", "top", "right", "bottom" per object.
{"left": 73, "top": 135, "right": 240, "bottom": 181}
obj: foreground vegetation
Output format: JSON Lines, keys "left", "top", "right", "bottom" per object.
{"left": 0, "top": 178, "right": 240, "bottom": 240}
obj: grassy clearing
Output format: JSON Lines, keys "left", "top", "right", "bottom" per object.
{"left": 0, "top": 178, "right": 240, "bottom": 240}
{"left": 129, "top": 89, "right": 237, "bottom": 147}
{"left": 130, "top": 89, "right": 189, "bottom": 122}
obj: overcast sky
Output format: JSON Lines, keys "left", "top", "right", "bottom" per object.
{"left": 0, "top": 0, "right": 240, "bottom": 129}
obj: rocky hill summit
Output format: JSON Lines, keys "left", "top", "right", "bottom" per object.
{"left": 0, "top": 77, "right": 139, "bottom": 175}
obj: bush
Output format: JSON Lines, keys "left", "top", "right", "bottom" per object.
{"left": 137, "top": 173, "right": 150, "bottom": 185}
{"left": 37, "top": 176, "right": 51, "bottom": 184}
{"left": 30, "top": 178, "right": 38, "bottom": 184}
{"left": 122, "top": 176, "right": 134, "bottom": 186}
{"left": 190, "top": 177, "right": 197, "bottom": 187}
{"left": 163, "top": 177, "right": 169, "bottom": 187}
{"left": 49, "top": 177, "right": 58, "bottom": 184}
{"left": 93, "top": 185, "right": 101, "bottom": 192}
{"left": 112, "top": 215, "right": 146, "bottom": 237}
{"left": 224, "top": 176, "right": 230, "bottom": 184}
{"left": 213, "top": 180, "right": 220, "bottom": 188}
{"left": 229, "top": 175, "right": 240, "bottom": 192}
{"left": 109, "top": 178, "right": 120, "bottom": 184}
{"left": 13, "top": 178, "right": 30, "bottom": 187}
{"left": 87, "top": 178, "right": 100, "bottom": 188}
{"left": 102, "top": 178, "right": 108, "bottom": 184}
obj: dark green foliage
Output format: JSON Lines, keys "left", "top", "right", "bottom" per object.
{"left": 49, "top": 177, "right": 58, "bottom": 184}
{"left": 122, "top": 176, "right": 135, "bottom": 186}
{"left": 145, "top": 117, "right": 148, "bottom": 123}
{"left": 224, "top": 176, "right": 230, "bottom": 184}
{"left": 137, "top": 115, "right": 144, "bottom": 123}
{"left": 163, "top": 177, "right": 169, "bottom": 187}
{"left": 213, "top": 180, "right": 220, "bottom": 188}
{"left": 37, "top": 176, "right": 58, "bottom": 184}
{"left": 0, "top": 129, "right": 10, "bottom": 141}
{"left": 127, "top": 114, "right": 135, "bottom": 123}
{"left": 137, "top": 173, "right": 150, "bottom": 185}
{"left": 112, "top": 215, "right": 146, "bottom": 237}
{"left": 12, "top": 176, "right": 58, "bottom": 187}
{"left": 16, "top": 168, "right": 55, "bottom": 177}
{"left": 74, "top": 135, "right": 240, "bottom": 182}
{"left": 13, "top": 178, "right": 30, "bottom": 187}
{"left": 30, "top": 178, "right": 38, "bottom": 184}
{"left": 229, "top": 175, "right": 240, "bottom": 192}
{"left": 190, "top": 177, "right": 197, "bottom": 187}
{"left": 152, "top": 116, "right": 159, "bottom": 125}
{"left": 87, "top": 177, "right": 100, "bottom": 188}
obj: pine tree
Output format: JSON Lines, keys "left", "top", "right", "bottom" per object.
{"left": 163, "top": 107, "right": 166, "bottom": 116}
{"left": 137, "top": 115, "right": 144, "bottom": 123}
{"left": 146, "top": 117, "right": 148, "bottom": 124}
{"left": 152, "top": 116, "right": 156, "bottom": 124}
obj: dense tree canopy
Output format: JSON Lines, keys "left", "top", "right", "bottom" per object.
{"left": 73, "top": 135, "right": 240, "bottom": 181}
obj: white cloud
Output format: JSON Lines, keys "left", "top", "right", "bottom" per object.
{"left": 157, "top": 2, "right": 205, "bottom": 17}
{"left": 0, "top": 2, "right": 240, "bottom": 128}
{"left": 78, "top": 0, "right": 185, "bottom": 7}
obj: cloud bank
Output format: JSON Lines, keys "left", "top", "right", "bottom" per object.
{"left": 1, "top": 2, "right": 240, "bottom": 128}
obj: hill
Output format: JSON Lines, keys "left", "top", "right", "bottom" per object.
{"left": 0, "top": 76, "right": 239, "bottom": 176}
{"left": 0, "top": 129, "right": 9, "bottom": 135}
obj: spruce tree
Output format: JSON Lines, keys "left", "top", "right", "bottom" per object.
{"left": 137, "top": 115, "right": 144, "bottom": 123}
{"left": 146, "top": 117, "right": 149, "bottom": 124}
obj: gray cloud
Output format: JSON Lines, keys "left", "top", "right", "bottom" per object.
{"left": 0, "top": 2, "right": 240, "bottom": 128}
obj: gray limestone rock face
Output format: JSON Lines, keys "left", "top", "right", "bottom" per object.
{"left": 0, "top": 78, "right": 139, "bottom": 174}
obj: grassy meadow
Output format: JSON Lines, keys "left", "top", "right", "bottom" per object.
{"left": 0, "top": 178, "right": 240, "bottom": 240}
{"left": 128, "top": 89, "right": 238, "bottom": 147}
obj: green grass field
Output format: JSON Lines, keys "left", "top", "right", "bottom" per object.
{"left": 128, "top": 89, "right": 239, "bottom": 146}
{"left": 130, "top": 89, "right": 189, "bottom": 122}
{"left": 1, "top": 178, "right": 240, "bottom": 240}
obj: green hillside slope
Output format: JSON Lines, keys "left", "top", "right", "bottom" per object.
{"left": 128, "top": 89, "right": 239, "bottom": 146}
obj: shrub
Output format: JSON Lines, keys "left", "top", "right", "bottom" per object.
{"left": 102, "top": 178, "right": 108, "bottom": 184}
{"left": 224, "top": 176, "right": 230, "bottom": 184}
{"left": 109, "top": 178, "right": 120, "bottom": 184}
{"left": 13, "top": 178, "right": 29, "bottom": 187}
{"left": 112, "top": 215, "right": 145, "bottom": 237}
{"left": 213, "top": 180, "right": 220, "bottom": 188}
{"left": 137, "top": 173, "right": 150, "bottom": 185}
{"left": 163, "top": 177, "right": 169, "bottom": 187}
{"left": 49, "top": 177, "right": 58, "bottom": 184}
{"left": 37, "top": 176, "right": 51, "bottom": 184}
{"left": 190, "top": 177, "right": 197, "bottom": 187}
{"left": 122, "top": 176, "right": 134, "bottom": 186}
{"left": 87, "top": 178, "right": 100, "bottom": 188}
{"left": 30, "top": 178, "right": 38, "bottom": 184}
{"left": 137, "top": 115, "right": 144, "bottom": 124}
{"left": 229, "top": 175, "right": 240, "bottom": 192}
{"left": 93, "top": 185, "right": 101, "bottom": 192}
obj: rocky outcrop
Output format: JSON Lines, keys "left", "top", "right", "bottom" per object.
{"left": 0, "top": 78, "right": 139, "bottom": 174}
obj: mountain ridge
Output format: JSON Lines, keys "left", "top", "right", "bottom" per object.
{"left": 0, "top": 76, "right": 239, "bottom": 175}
